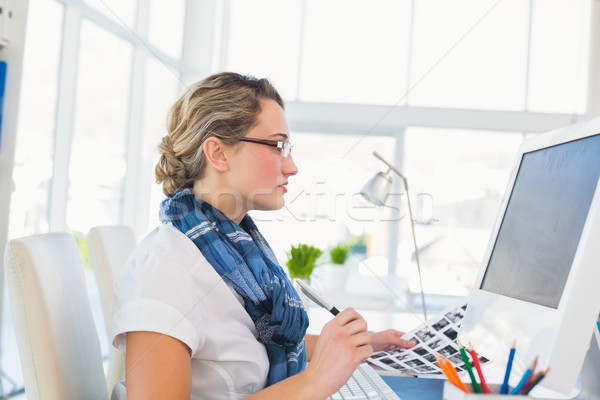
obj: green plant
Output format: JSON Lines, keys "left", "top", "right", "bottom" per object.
{"left": 329, "top": 244, "right": 350, "bottom": 265}
{"left": 285, "top": 243, "right": 323, "bottom": 280}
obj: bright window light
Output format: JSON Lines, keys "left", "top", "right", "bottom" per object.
{"left": 85, "top": 0, "right": 137, "bottom": 27}
{"left": 527, "top": 0, "right": 590, "bottom": 114}
{"left": 299, "top": 0, "right": 411, "bottom": 105}
{"left": 148, "top": 0, "right": 186, "bottom": 60}
{"left": 227, "top": 0, "right": 304, "bottom": 101}
{"left": 67, "top": 20, "right": 133, "bottom": 234}
{"left": 9, "top": 0, "right": 63, "bottom": 238}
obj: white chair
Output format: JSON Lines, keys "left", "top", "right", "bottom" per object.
{"left": 87, "top": 225, "right": 136, "bottom": 392}
{"left": 4, "top": 232, "right": 108, "bottom": 400}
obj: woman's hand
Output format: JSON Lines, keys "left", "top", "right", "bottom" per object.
{"left": 303, "top": 308, "right": 373, "bottom": 397}
{"left": 370, "top": 329, "right": 416, "bottom": 352}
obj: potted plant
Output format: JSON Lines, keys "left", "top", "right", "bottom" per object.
{"left": 286, "top": 243, "right": 323, "bottom": 308}
{"left": 286, "top": 243, "right": 323, "bottom": 281}
{"left": 329, "top": 244, "right": 350, "bottom": 266}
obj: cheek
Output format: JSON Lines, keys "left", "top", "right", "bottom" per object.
{"left": 250, "top": 155, "right": 280, "bottom": 179}
{"left": 239, "top": 156, "right": 280, "bottom": 191}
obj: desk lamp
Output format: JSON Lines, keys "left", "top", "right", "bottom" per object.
{"left": 360, "top": 151, "right": 428, "bottom": 320}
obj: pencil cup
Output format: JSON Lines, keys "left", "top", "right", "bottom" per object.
{"left": 443, "top": 382, "right": 532, "bottom": 399}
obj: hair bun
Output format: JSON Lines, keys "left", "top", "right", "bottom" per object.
{"left": 155, "top": 136, "right": 188, "bottom": 197}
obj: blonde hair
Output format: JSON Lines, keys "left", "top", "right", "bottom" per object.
{"left": 155, "top": 72, "right": 284, "bottom": 197}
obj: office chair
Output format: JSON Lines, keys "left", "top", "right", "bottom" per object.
{"left": 88, "top": 225, "right": 136, "bottom": 393}
{"left": 4, "top": 232, "right": 109, "bottom": 400}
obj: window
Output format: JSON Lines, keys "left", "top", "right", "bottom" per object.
{"left": 227, "top": 0, "right": 304, "bottom": 100}
{"left": 527, "top": 0, "right": 590, "bottom": 113}
{"left": 148, "top": 0, "right": 186, "bottom": 60}
{"left": 85, "top": 0, "right": 137, "bottom": 27}
{"left": 66, "top": 21, "right": 133, "bottom": 234}
{"left": 404, "top": 127, "right": 524, "bottom": 295}
{"left": 9, "top": 0, "right": 63, "bottom": 238}
{"left": 226, "top": 0, "right": 591, "bottom": 112}
{"left": 408, "top": 0, "right": 529, "bottom": 110}
{"left": 299, "top": 0, "right": 411, "bottom": 105}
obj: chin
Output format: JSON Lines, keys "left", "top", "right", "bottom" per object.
{"left": 254, "top": 198, "right": 285, "bottom": 212}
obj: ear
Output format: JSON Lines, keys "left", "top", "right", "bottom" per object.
{"left": 203, "top": 137, "right": 230, "bottom": 173}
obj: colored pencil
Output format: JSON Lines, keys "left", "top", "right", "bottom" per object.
{"left": 468, "top": 344, "right": 491, "bottom": 394}
{"left": 436, "top": 353, "right": 470, "bottom": 393}
{"left": 522, "top": 367, "right": 550, "bottom": 394}
{"left": 435, "top": 354, "right": 459, "bottom": 386}
{"left": 459, "top": 346, "right": 481, "bottom": 393}
{"left": 511, "top": 357, "right": 538, "bottom": 395}
{"left": 501, "top": 340, "right": 516, "bottom": 394}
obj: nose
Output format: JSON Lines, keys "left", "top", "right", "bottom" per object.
{"left": 283, "top": 154, "right": 298, "bottom": 177}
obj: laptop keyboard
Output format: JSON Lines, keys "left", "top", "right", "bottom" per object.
{"left": 328, "top": 363, "right": 401, "bottom": 400}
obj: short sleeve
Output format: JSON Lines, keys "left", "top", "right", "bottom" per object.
{"left": 112, "top": 227, "right": 209, "bottom": 356}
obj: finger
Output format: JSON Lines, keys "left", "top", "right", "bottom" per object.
{"left": 396, "top": 338, "right": 416, "bottom": 348}
{"left": 383, "top": 329, "right": 406, "bottom": 338}
{"left": 350, "top": 331, "right": 373, "bottom": 348}
{"left": 330, "top": 325, "right": 370, "bottom": 347}
{"left": 357, "top": 344, "right": 374, "bottom": 362}
{"left": 332, "top": 307, "right": 362, "bottom": 325}
{"left": 380, "top": 330, "right": 415, "bottom": 348}
{"left": 340, "top": 316, "right": 369, "bottom": 336}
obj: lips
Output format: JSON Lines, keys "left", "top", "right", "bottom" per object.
{"left": 278, "top": 182, "right": 288, "bottom": 193}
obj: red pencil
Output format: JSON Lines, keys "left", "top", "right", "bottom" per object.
{"left": 468, "top": 344, "right": 491, "bottom": 394}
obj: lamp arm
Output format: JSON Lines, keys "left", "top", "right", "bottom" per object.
{"left": 373, "top": 151, "right": 406, "bottom": 179}
{"left": 402, "top": 184, "right": 428, "bottom": 321}
{"left": 373, "top": 151, "right": 428, "bottom": 320}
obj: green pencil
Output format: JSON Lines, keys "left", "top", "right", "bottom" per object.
{"left": 459, "top": 346, "right": 481, "bottom": 393}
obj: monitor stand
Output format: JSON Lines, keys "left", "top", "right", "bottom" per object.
{"left": 536, "top": 327, "right": 600, "bottom": 400}
{"left": 573, "top": 325, "right": 600, "bottom": 400}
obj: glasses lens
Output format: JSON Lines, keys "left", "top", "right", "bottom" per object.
{"left": 282, "top": 142, "right": 292, "bottom": 158}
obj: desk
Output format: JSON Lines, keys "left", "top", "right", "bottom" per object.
{"left": 382, "top": 376, "right": 445, "bottom": 400}
{"left": 381, "top": 376, "right": 587, "bottom": 400}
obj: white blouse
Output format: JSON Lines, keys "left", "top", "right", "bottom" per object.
{"left": 112, "top": 224, "right": 270, "bottom": 400}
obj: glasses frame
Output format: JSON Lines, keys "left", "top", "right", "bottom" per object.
{"left": 239, "top": 137, "right": 293, "bottom": 158}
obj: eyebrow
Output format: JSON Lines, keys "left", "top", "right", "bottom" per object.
{"left": 270, "top": 133, "right": 289, "bottom": 140}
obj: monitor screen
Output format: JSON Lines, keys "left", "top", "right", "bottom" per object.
{"left": 480, "top": 134, "right": 600, "bottom": 309}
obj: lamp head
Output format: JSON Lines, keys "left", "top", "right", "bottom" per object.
{"left": 360, "top": 169, "right": 392, "bottom": 206}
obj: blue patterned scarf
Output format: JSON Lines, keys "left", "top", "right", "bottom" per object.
{"left": 159, "top": 189, "right": 309, "bottom": 385}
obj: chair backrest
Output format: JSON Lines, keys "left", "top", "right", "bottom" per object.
{"left": 88, "top": 225, "right": 136, "bottom": 393}
{"left": 4, "top": 232, "right": 108, "bottom": 400}
{"left": 87, "top": 225, "right": 136, "bottom": 337}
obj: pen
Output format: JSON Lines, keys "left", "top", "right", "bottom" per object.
{"left": 293, "top": 278, "right": 340, "bottom": 315}
{"left": 501, "top": 340, "right": 516, "bottom": 394}
{"left": 459, "top": 346, "right": 481, "bottom": 393}
{"left": 468, "top": 344, "right": 490, "bottom": 394}
{"left": 511, "top": 356, "right": 538, "bottom": 395}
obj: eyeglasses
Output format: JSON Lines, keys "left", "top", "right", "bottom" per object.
{"left": 238, "top": 137, "right": 293, "bottom": 158}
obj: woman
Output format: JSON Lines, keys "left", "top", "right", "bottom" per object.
{"left": 112, "top": 72, "right": 414, "bottom": 399}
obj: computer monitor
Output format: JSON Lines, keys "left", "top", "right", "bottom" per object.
{"left": 458, "top": 116, "right": 600, "bottom": 396}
